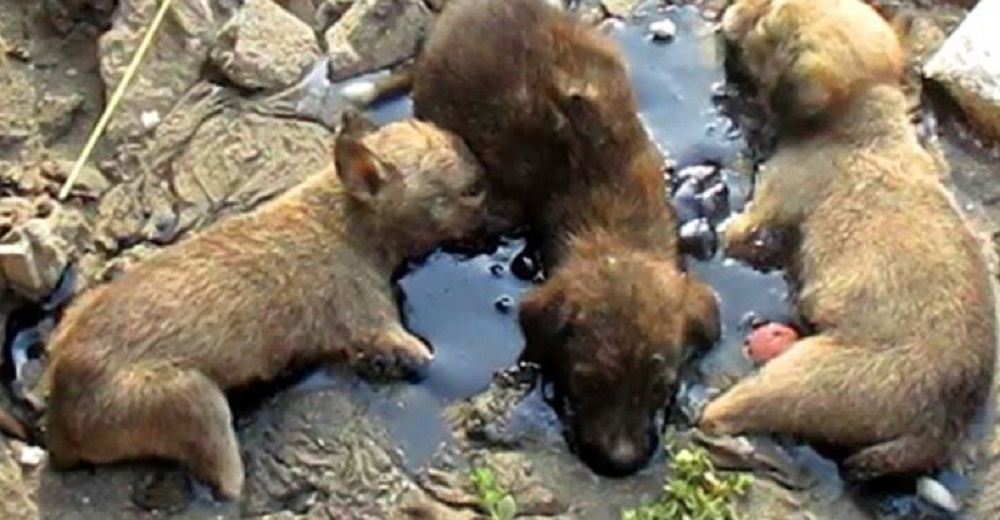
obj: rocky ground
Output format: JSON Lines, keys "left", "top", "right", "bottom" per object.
{"left": 0, "top": 0, "right": 998, "bottom": 519}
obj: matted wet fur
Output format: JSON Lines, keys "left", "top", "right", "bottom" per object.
{"left": 407, "top": 0, "right": 721, "bottom": 477}
{"left": 699, "top": 0, "right": 998, "bottom": 482}
{"left": 41, "top": 111, "right": 488, "bottom": 500}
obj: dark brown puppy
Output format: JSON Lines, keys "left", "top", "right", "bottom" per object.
{"left": 41, "top": 112, "right": 488, "bottom": 500}
{"left": 410, "top": 0, "right": 721, "bottom": 477}
{"left": 699, "top": 0, "right": 997, "bottom": 482}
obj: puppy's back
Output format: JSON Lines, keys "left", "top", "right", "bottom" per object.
{"left": 413, "top": 0, "right": 637, "bottom": 220}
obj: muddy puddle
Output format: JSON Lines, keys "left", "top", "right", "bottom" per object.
{"left": 293, "top": 235, "right": 536, "bottom": 471}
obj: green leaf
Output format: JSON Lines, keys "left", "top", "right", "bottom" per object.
{"left": 496, "top": 494, "right": 517, "bottom": 520}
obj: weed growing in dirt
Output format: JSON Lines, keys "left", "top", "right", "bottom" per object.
{"left": 621, "top": 444, "right": 753, "bottom": 520}
{"left": 471, "top": 465, "right": 518, "bottom": 520}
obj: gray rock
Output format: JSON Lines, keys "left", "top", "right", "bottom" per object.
{"left": 924, "top": 0, "right": 1000, "bottom": 141}
{"left": 93, "top": 177, "right": 176, "bottom": 253}
{"left": 0, "top": 218, "right": 71, "bottom": 302}
{"left": 238, "top": 383, "right": 419, "bottom": 517}
{"left": 0, "top": 62, "right": 37, "bottom": 153}
{"left": 278, "top": 0, "right": 356, "bottom": 31}
{"left": 42, "top": 0, "right": 117, "bottom": 33}
{"left": 324, "top": 0, "right": 431, "bottom": 81}
{"left": 35, "top": 92, "right": 85, "bottom": 144}
{"left": 211, "top": 0, "right": 322, "bottom": 92}
{"left": 39, "top": 159, "right": 112, "bottom": 197}
{"left": 98, "top": 0, "right": 239, "bottom": 142}
{"left": 167, "top": 107, "right": 331, "bottom": 228}
{"left": 277, "top": 0, "right": 326, "bottom": 26}
{"left": 0, "top": 443, "right": 37, "bottom": 520}
{"left": 601, "top": 0, "right": 642, "bottom": 18}
{"left": 315, "top": 0, "right": 358, "bottom": 30}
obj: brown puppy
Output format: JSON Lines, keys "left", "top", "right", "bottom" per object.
{"left": 42, "top": 112, "right": 488, "bottom": 500}
{"left": 409, "top": 0, "right": 720, "bottom": 477}
{"left": 699, "top": 0, "right": 997, "bottom": 482}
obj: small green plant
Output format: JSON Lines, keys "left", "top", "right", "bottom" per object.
{"left": 470, "top": 465, "right": 518, "bottom": 520}
{"left": 622, "top": 445, "right": 754, "bottom": 520}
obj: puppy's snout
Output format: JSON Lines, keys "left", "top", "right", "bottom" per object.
{"left": 577, "top": 422, "right": 658, "bottom": 477}
{"left": 607, "top": 439, "right": 642, "bottom": 471}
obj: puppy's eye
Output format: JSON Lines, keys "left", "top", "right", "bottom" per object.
{"left": 460, "top": 178, "right": 485, "bottom": 198}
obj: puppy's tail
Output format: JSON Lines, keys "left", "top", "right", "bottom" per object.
{"left": 339, "top": 65, "right": 415, "bottom": 108}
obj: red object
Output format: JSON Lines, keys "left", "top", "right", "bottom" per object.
{"left": 743, "top": 322, "right": 799, "bottom": 364}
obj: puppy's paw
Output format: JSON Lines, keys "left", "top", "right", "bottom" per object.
{"left": 696, "top": 400, "right": 741, "bottom": 436}
{"left": 719, "top": 213, "right": 759, "bottom": 253}
{"left": 358, "top": 326, "right": 435, "bottom": 379}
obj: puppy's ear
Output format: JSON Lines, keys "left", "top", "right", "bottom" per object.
{"left": 720, "top": 0, "right": 774, "bottom": 43}
{"left": 765, "top": 49, "right": 840, "bottom": 124}
{"left": 334, "top": 130, "right": 398, "bottom": 203}
{"left": 517, "top": 283, "right": 570, "bottom": 368}
{"left": 338, "top": 107, "right": 379, "bottom": 138}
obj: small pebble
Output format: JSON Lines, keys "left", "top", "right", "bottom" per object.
{"left": 738, "top": 312, "right": 763, "bottom": 331}
{"left": 510, "top": 253, "right": 540, "bottom": 281}
{"left": 494, "top": 296, "right": 515, "bottom": 314}
{"left": 140, "top": 110, "right": 160, "bottom": 129}
{"left": 649, "top": 19, "right": 677, "bottom": 41}
{"left": 16, "top": 445, "right": 46, "bottom": 467}
{"left": 339, "top": 81, "right": 378, "bottom": 105}
{"left": 679, "top": 218, "right": 716, "bottom": 260}
{"left": 917, "top": 476, "right": 960, "bottom": 513}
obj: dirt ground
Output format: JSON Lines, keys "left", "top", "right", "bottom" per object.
{"left": 0, "top": 0, "right": 998, "bottom": 519}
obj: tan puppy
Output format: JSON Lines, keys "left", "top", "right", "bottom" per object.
{"left": 42, "top": 112, "right": 488, "bottom": 500}
{"left": 699, "top": 0, "right": 997, "bottom": 482}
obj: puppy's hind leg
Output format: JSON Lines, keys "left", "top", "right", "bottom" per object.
{"left": 698, "top": 335, "right": 905, "bottom": 447}
{"left": 842, "top": 434, "right": 950, "bottom": 482}
{"left": 46, "top": 363, "right": 244, "bottom": 500}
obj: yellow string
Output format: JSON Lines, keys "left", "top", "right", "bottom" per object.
{"left": 58, "top": 0, "right": 176, "bottom": 200}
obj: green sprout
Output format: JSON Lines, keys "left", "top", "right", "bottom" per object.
{"left": 470, "top": 465, "right": 518, "bottom": 520}
{"left": 622, "top": 444, "right": 754, "bottom": 520}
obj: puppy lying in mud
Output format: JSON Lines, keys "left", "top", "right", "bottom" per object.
{"left": 349, "top": 0, "right": 721, "bottom": 477}
{"left": 699, "top": 0, "right": 998, "bottom": 483}
{"left": 41, "top": 111, "right": 488, "bottom": 500}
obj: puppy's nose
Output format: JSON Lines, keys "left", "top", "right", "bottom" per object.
{"left": 608, "top": 440, "right": 640, "bottom": 469}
